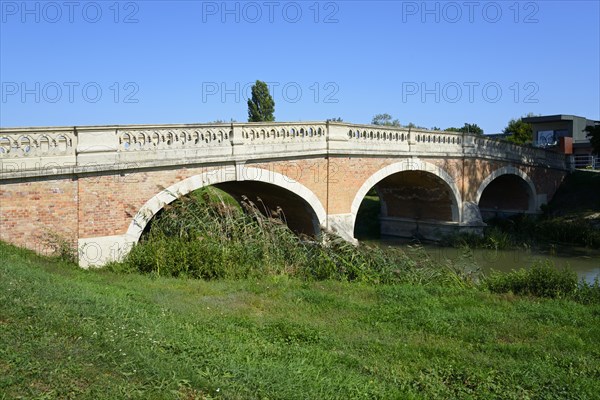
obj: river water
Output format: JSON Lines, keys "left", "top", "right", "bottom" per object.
{"left": 368, "top": 239, "right": 600, "bottom": 283}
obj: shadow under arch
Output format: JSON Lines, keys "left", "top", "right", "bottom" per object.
{"left": 350, "top": 160, "right": 462, "bottom": 239}
{"left": 475, "top": 166, "right": 537, "bottom": 218}
{"left": 125, "top": 167, "right": 327, "bottom": 244}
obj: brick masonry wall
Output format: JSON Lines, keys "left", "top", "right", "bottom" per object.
{"left": 77, "top": 159, "right": 330, "bottom": 239}
{"left": 247, "top": 158, "right": 329, "bottom": 210}
{"left": 462, "top": 159, "right": 567, "bottom": 204}
{"left": 0, "top": 177, "right": 78, "bottom": 253}
{"left": 0, "top": 155, "right": 567, "bottom": 255}
{"left": 77, "top": 165, "right": 224, "bottom": 239}
{"left": 325, "top": 156, "right": 466, "bottom": 215}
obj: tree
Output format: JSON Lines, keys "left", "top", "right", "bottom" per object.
{"left": 407, "top": 122, "right": 427, "bottom": 129}
{"left": 247, "top": 80, "right": 275, "bottom": 122}
{"left": 327, "top": 117, "right": 343, "bottom": 122}
{"left": 372, "top": 113, "right": 400, "bottom": 126}
{"left": 444, "top": 123, "right": 483, "bottom": 135}
{"left": 503, "top": 116, "right": 533, "bottom": 145}
{"left": 585, "top": 125, "right": 600, "bottom": 155}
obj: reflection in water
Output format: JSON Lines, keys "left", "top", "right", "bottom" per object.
{"left": 367, "top": 239, "right": 600, "bottom": 283}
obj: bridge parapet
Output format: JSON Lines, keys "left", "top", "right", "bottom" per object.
{"left": 330, "top": 123, "right": 463, "bottom": 155}
{"left": 0, "top": 127, "right": 77, "bottom": 176}
{"left": 0, "top": 121, "right": 568, "bottom": 179}
{"left": 472, "top": 136, "right": 566, "bottom": 168}
{"left": 234, "top": 122, "right": 328, "bottom": 158}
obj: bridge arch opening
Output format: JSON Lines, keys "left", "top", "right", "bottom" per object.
{"left": 476, "top": 168, "right": 537, "bottom": 219}
{"left": 127, "top": 167, "right": 326, "bottom": 245}
{"left": 212, "top": 181, "right": 320, "bottom": 236}
{"left": 352, "top": 161, "right": 461, "bottom": 241}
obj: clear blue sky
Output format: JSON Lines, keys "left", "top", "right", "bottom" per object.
{"left": 1, "top": 0, "right": 599, "bottom": 133}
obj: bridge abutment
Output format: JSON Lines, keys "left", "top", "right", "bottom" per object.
{"left": 326, "top": 213, "right": 358, "bottom": 244}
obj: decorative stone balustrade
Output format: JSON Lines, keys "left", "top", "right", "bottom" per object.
{"left": 117, "top": 127, "right": 232, "bottom": 151}
{"left": 241, "top": 124, "right": 326, "bottom": 143}
{"left": 0, "top": 129, "right": 76, "bottom": 157}
{"left": 0, "top": 121, "right": 568, "bottom": 179}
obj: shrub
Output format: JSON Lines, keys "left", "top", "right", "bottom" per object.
{"left": 485, "top": 261, "right": 578, "bottom": 299}
{"left": 38, "top": 230, "right": 77, "bottom": 263}
{"left": 571, "top": 277, "right": 600, "bottom": 305}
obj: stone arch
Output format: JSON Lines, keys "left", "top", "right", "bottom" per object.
{"left": 350, "top": 160, "right": 462, "bottom": 235}
{"left": 475, "top": 166, "right": 537, "bottom": 213}
{"left": 125, "top": 166, "right": 327, "bottom": 243}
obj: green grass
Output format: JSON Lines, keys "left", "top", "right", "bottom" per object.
{"left": 2, "top": 242, "right": 600, "bottom": 399}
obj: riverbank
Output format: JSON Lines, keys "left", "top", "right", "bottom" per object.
{"left": 2, "top": 242, "right": 599, "bottom": 399}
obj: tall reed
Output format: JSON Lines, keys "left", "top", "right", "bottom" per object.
{"left": 116, "top": 187, "right": 474, "bottom": 286}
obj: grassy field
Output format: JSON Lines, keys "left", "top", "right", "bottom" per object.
{"left": 2, "top": 242, "right": 599, "bottom": 399}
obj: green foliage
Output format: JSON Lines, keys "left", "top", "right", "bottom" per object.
{"left": 536, "top": 218, "right": 600, "bottom": 247}
{"left": 39, "top": 230, "right": 77, "bottom": 263}
{"left": 572, "top": 276, "right": 600, "bottom": 304}
{"left": 493, "top": 214, "right": 600, "bottom": 248}
{"left": 584, "top": 124, "right": 600, "bottom": 155}
{"left": 545, "top": 170, "right": 600, "bottom": 217}
{"left": 326, "top": 117, "right": 343, "bottom": 122}
{"left": 445, "top": 123, "right": 483, "bottom": 135}
{"left": 353, "top": 194, "right": 380, "bottom": 239}
{"left": 247, "top": 80, "right": 275, "bottom": 122}
{"left": 449, "top": 214, "right": 600, "bottom": 249}
{"left": 504, "top": 116, "right": 533, "bottom": 145}
{"left": 485, "top": 261, "right": 581, "bottom": 299}
{"left": 117, "top": 188, "right": 474, "bottom": 287}
{"left": 407, "top": 122, "right": 427, "bottom": 129}
{"left": 442, "top": 227, "right": 513, "bottom": 250}
{"left": 371, "top": 113, "right": 400, "bottom": 126}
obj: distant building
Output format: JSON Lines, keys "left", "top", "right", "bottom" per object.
{"left": 523, "top": 114, "right": 599, "bottom": 156}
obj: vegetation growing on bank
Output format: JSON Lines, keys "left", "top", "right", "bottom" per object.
{"left": 110, "top": 188, "right": 475, "bottom": 287}
{"left": 443, "top": 215, "right": 600, "bottom": 250}
{"left": 485, "top": 261, "right": 600, "bottom": 304}
{"left": 102, "top": 187, "right": 599, "bottom": 305}
{"left": 2, "top": 241, "right": 600, "bottom": 399}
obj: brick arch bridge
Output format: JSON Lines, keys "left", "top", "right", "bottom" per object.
{"left": 0, "top": 122, "right": 569, "bottom": 267}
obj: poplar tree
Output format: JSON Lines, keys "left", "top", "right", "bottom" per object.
{"left": 247, "top": 80, "right": 275, "bottom": 122}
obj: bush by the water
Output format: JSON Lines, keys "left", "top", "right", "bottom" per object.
{"left": 111, "top": 188, "right": 475, "bottom": 287}
{"left": 443, "top": 214, "right": 600, "bottom": 250}
{"left": 485, "top": 261, "right": 600, "bottom": 303}
{"left": 490, "top": 214, "right": 600, "bottom": 248}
